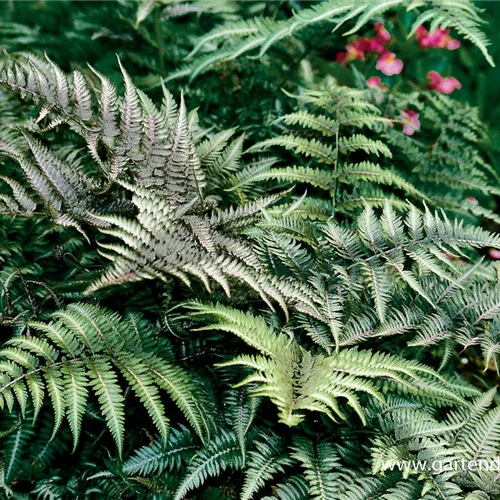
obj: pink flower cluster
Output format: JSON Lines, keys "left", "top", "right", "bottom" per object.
{"left": 427, "top": 71, "right": 461, "bottom": 94}
{"left": 343, "top": 23, "right": 465, "bottom": 136}
{"left": 415, "top": 27, "right": 462, "bottom": 95}
{"left": 336, "top": 24, "right": 387, "bottom": 62}
{"left": 336, "top": 23, "right": 404, "bottom": 76}
{"left": 416, "top": 26, "right": 460, "bottom": 50}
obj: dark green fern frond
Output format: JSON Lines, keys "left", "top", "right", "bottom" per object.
{"left": 260, "top": 475, "right": 309, "bottom": 500}
{"left": 322, "top": 202, "right": 500, "bottom": 319}
{"left": 0, "top": 303, "right": 211, "bottom": 458}
{"left": 241, "top": 434, "right": 292, "bottom": 500}
{"left": 121, "top": 425, "right": 197, "bottom": 477}
{"left": 174, "top": 429, "right": 243, "bottom": 500}
{"left": 291, "top": 436, "right": 344, "bottom": 500}
{"left": 241, "top": 86, "right": 434, "bottom": 216}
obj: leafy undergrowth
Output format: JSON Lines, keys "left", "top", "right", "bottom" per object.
{"left": 0, "top": 1, "right": 499, "bottom": 498}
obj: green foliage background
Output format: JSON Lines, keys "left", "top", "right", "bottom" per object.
{"left": 0, "top": 1, "right": 499, "bottom": 499}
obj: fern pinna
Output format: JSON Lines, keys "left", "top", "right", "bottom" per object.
{"left": 0, "top": 0, "right": 500, "bottom": 498}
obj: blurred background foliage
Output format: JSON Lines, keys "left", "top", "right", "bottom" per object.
{"left": 1, "top": 0, "right": 499, "bottom": 119}
{"left": 473, "top": 4, "right": 500, "bottom": 195}
{"left": 1, "top": 1, "right": 498, "bottom": 121}
{"left": 1, "top": 0, "right": 497, "bottom": 218}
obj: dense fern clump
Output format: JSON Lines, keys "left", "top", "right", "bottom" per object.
{"left": 0, "top": 0, "right": 499, "bottom": 498}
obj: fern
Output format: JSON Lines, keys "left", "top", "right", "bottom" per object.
{"left": 248, "top": 200, "right": 500, "bottom": 363}
{"left": 240, "top": 86, "right": 498, "bottom": 223}
{"left": 0, "top": 56, "right": 321, "bottom": 315}
{"left": 0, "top": 1, "right": 499, "bottom": 498}
{"left": 0, "top": 55, "right": 207, "bottom": 206}
{"left": 174, "top": 429, "right": 243, "bottom": 500}
{"left": 0, "top": 304, "right": 211, "bottom": 457}
{"left": 241, "top": 435, "right": 292, "bottom": 500}
{"left": 186, "top": 302, "right": 471, "bottom": 427}
{"left": 169, "top": 0, "right": 493, "bottom": 83}
{"left": 291, "top": 436, "right": 344, "bottom": 500}
{"left": 121, "top": 425, "right": 197, "bottom": 476}
{"left": 242, "top": 86, "right": 409, "bottom": 215}
{"left": 382, "top": 91, "right": 500, "bottom": 224}
{"left": 86, "top": 180, "right": 300, "bottom": 315}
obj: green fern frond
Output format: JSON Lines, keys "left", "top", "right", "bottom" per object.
{"left": 170, "top": 0, "right": 493, "bottom": 83}
{"left": 291, "top": 437, "right": 343, "bottom": 500}
{"left": 241, "top": 435, "right": 292, "bottom": 500}
{"left": 260, "top": 475, "right": 309, "bottom": 500}
{"left": 121, "top": 425, "right": 197, "bottom": 476}
{"left": 174, "top": 429, "right": 243, "bottom": 500}
{"left": 187, "top": 303, "right": 470, "bottom": 428}
{"left": 0, "top": 304, "right": 210, "bottom": 457}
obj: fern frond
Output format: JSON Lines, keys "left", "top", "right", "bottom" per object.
{"left": 0, "top": 304, "right": 210, "bottom": 457}
{"left": 188, "top": 303, "right": 469, "bottom": 427}
{"left": 291, "top": 437, "right": 343, "bottom": 500}
{"left": 122, "top": 425, "right": 197, "bottom": 476}
{"left": 241, "top": 435, "right": 292, "bottom": 500}
{"left": 174, "top": 429, "right": 243, "bottom": 500}
{"left": 171, "top": 0, "right": 493, "bottom": 83}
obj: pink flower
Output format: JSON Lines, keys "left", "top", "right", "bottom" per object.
{"left": 416, "top": 26, "right": 427, "bottom": 42}
{"left": 345, "top": 41, "right": 365, "bottom": 60}
{"left": 489, "top": 249, "right": 500, "bottom": 260}
{"left": 416, "top": 26, "right": 460, "bottom": 50}
{"left": 465, "top": 197, "right": 479, "bottom": 205}
{"left": 375, "top": 22, "right": 391, "bottom": 44}
{"left": 437, "top": 78, "right": 461, "bottom": 94}
{"left": 364, "top": 36, "right": 385, "bottom": 53}
{"left": 400, "top": 109, "right": 420, "bottom": 136}
{"left": 427, "top": 70, "right": 441, "bottom": 88}
{"left": 427, "top": 71, "right": 461, "bottom": 94}
{"left": 335, "top": 52, "right": 348, "bottom": 63}
{"left": 446, "top": 39, "right": 461, "bottom": 50}
{"left": 376, "top": 52, "right": 403, "bottom": 75}
{"left": 367, "top": 76, "right": 387, "bottom": 89}
{"left": 367, "top": 76, "right": 388, "bottom": 102}
{"left": 336, "top": 39, "right": 366, "bottom": 63}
